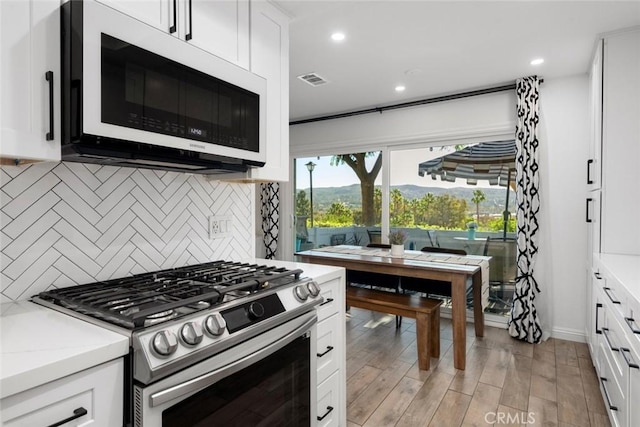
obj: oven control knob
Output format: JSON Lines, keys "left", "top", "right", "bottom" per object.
{"left": 248, "top": 302, "right": 265, "bottom": 319}
{"left": 306, "top": 281, "right": 321, "bottom": 297}
{"left": 151, "top": 330, "right": 178, "bottom": 357}
{"left": 180, "top": 322, "right": 203, "bottom": 346}
{"left": 204, "top": 313, "right": 226, "bottom": 337}
{"left": 294, "top": 284, "right": 309, "bottom": 302}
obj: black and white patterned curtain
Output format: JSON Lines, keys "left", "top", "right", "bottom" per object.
{"left": 260, "top": 183, "right": 279, "bottom": 259}
{"left": 508, "top": 76, "right": 543, "bottom": 343}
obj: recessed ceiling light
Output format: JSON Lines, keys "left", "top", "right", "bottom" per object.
{"left": 530, "top": 58, "right": 544, "bottom": 66}
{"left": 395, "top": 85, "right": 406, "bottom": 92}
{"left": 331, "top": 32, "right": 345, "bottom": 42}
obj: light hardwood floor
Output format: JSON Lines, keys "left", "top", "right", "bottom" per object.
{"left": 345, "top": 307, "right": 611, "bottom": 427}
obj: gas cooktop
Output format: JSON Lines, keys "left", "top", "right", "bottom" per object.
{"left": 34, "top": 261, "right": 303, "bottom": 330}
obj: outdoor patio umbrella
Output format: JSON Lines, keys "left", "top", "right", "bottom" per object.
{"left": 418, "top": 140, "right": 516, "bottom": 238}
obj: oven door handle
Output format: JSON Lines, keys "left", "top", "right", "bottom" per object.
{"left": 150, "top": 314, "right": 317, "bottom": 407}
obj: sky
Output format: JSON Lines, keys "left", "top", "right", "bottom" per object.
{"left": 294, "top": 146, "right": 499, "bottom": 190}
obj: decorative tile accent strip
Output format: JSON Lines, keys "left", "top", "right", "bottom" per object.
{"left": 0, "top": 162, "right": 255, "bottom": 302}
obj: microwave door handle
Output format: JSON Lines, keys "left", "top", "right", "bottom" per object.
{"left": 185, "top": 0, "right": 192, "bottom": 41}
{"left": 149, "top": 314, "right": 316, "bottom": 407}
{"left": 169, "top": 0, "right": 177, "bottom": 33}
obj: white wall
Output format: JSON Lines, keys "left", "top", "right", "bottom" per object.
{"left": 288, "top": 75, "right": 590, "bottom": 342}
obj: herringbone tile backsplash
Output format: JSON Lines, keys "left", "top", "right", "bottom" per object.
{"left": 0, "top": 162, "right": 255, "bottom": 303}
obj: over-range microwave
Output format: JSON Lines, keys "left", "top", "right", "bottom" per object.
{"left": 61, "top": 0, "right": 266, "bottom": 174}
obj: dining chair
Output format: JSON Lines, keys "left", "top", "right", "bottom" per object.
{"left": 346, "top": 243, "right": 403, "bottom": 328}
{"left": 401, "top": 246, "right": 471, "bottom": 305}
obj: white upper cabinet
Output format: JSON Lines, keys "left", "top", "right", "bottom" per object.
{"left": 94, "top": 0, "right": 171, "bottom": 32}
{"left": 244, "top": 1, "right": 289, "bottom": 182}
{"left": 185, "top": 0, "right": 250, "bottom": 69}
{"left": 0, "top": 0, "right": 61, "bottom": 163}
{"left": 600, "top": 28, "right": 640, "bottom": 256}
{"left": 96, "top": 0, "right": 250, "bottom": 69}
{"left": 587, "top": 39, "right": 603, "bottom": 191}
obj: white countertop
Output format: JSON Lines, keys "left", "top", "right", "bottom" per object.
{"left": 0, "top": 300, "right": 129, "bottom": 400}
{"left": 596, "top": 253, "right": 640, "bottom": 303}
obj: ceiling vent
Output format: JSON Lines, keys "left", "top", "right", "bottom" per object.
{"left": 297, "top": 72, "right": 329, "bottom": 87}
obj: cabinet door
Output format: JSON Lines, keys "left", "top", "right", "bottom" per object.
{"left": 184, "top": 0, "right": 249, "bottom": 68}
{"left": 628, "top": 348, "right": 640, "bottom": 427}
{"left": 94, "top": 0, "right": 172, "bottom": 33}
{"left": 245, "top": 1, "right": 290, "bottom": 181}
{"left": 0, "top": 0, "right": 60, "bottom": 162}
{"left": 587, "top": 39, "right": 603, "bottom": 191}
{"left": 601, "top": 29, "right": 640, "bottom": 256}
{"left": 586, "top": 190, "right": 601, "bottom": 264}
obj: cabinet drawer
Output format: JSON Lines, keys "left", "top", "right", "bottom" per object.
{"left": 316, "top": 370, "right": 340, "bottom": 427}
{"left": 316, "top": 313, "right": 340, "bottom": 384}
{"left": 317, "top": 278, "right": 341, "bottom": 322}
{"left": 622, "top": 295, "right": 640, "bottom": 356}
{"left": 599, "top": 346, "right": 627, "bottom": 427}
{"left": 603, "top": 310, "right": 629, "bottom": 386}
{"left": 1, "top": 358, "right": 123, "bottom": 427}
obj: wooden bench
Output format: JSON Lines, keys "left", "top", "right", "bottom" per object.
{"left": 346, "top": 287, "right": 443, "bottom": 370}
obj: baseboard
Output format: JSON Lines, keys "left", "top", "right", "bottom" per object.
{"left": 550, "top": 327, "right": 587, "bottom": 343}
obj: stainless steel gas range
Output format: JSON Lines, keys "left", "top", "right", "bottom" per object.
{"left": 33, "top": 261, "right": 322, "bottom": 426}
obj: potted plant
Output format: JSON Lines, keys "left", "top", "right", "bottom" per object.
{"left": 388, "top": 230, "right": 407, "bottom": 257}
{"left": 466, "top": 221, "right": 477, "bottom": 240}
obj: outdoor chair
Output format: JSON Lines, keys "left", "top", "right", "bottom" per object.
{"left": 366, "top": 229, "right": 382, "bottom": 244}
{"left": 330, "top": 233, "right": 346, "bottom": 246}
{"left": 482, "top": 236, "right": 517, "bottom": 312}
{"left": 346, "top": 243, "right": 403, "bottom": 328}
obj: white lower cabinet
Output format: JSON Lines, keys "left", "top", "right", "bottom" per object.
{"left": 315, "top": 274, "right": 345, "bottom": 426}
{"left": 0, "top": 358, "right": 123, "bottom": 427}
{"left": 591, "top": 255, "right": 640, "bottom": 427}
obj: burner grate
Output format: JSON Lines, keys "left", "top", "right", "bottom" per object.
{"left": 35, "top": 261, "right": 303, "bottom": 329}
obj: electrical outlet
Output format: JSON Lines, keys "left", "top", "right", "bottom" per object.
{"left": 209, "top": 215, "right": 232, "bottom": 238}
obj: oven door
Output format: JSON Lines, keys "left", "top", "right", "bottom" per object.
{"left": 134, "top": 311, "right": 317, "bottom": 427}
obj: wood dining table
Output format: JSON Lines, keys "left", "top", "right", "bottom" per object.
{"left": 295, "top": 245, "right": 490, "bottom": 370}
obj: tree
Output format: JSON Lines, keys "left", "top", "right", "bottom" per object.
{"left": 295, "top": 190, "right": 310, "bottom": 217}
{"left": 331, "top": 153, "right": 382, "bottom": 226}
{"left": 471, "top": 189, "right": 486, "bottom": 223}
{"left": 324, "top": 201, "right": 353, "bottom": 225}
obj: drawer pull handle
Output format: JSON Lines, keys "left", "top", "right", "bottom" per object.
{"left": 603, "top": 287, "right": 620, "bottom": 304}
{"left": 319, "top": 298, "right": 334, "bottom": 307}
{"left": 594, "top": 272, "right": 602, "bottom": 280}
{"left": 595, "top": 303, "right": 602, "bottom": 334}
{"left": 47, "top": 407, "right": 87, "bottom": 427}
{"left": 317, "top": 405, "right": 334, "bottom": 421}
{"left": 625, "top": 317, "right": 640, "bottom": 334}
{"left": 317, "top": 346, "right": 334, "bottom": 358}
{"left": 599, "top": 377, "right": 618, "bottom": 411}
{"left": 601, "top": 327, "right": 619, "bottom": 352}
{"left": 621, "top": 348, "right": 639, "bottom": 369}
{"left": 587, "top": 159, "right": 594, "bottom": 184}
{"left": 586, "top": 198, "right": 593, "bottom": 223}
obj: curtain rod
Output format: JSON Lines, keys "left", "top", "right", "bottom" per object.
{"left": 289, "top": 78, "right": 544, "bottom": 126}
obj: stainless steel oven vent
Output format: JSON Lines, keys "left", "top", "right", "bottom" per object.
{"left": 134, "top": 386, "right": 143, "bottom": 427}
{"left": 297, "top": 72, "right": 329, "bottom": 86}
